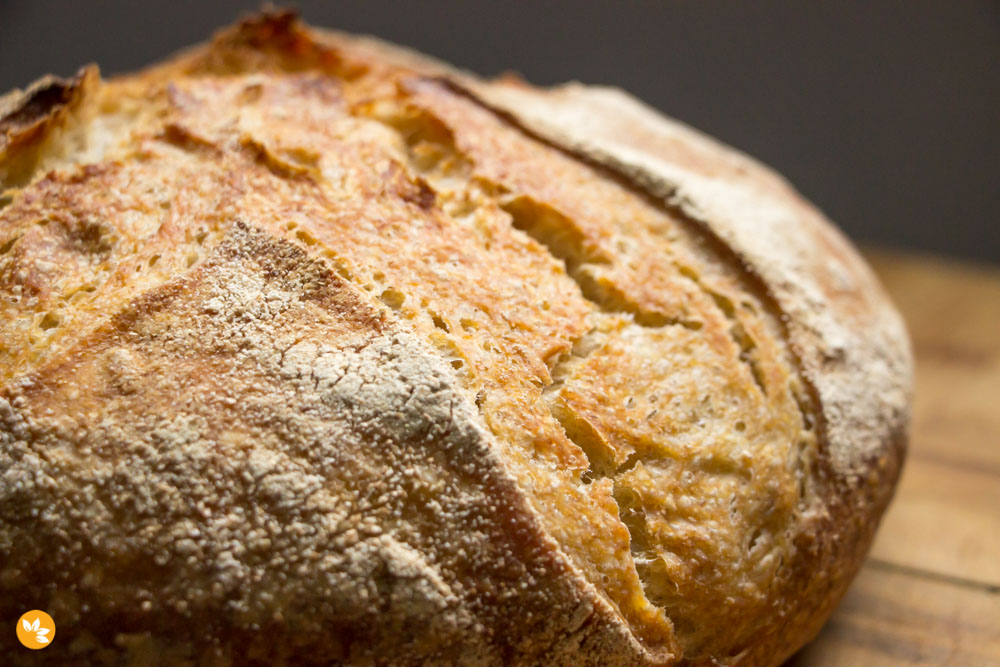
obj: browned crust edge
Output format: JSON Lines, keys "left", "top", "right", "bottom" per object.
{"left": 0, "top": 65, "right": 98, "bottom": 168}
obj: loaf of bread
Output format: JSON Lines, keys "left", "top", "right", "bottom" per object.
{"left": 0, "top": 10, "right": 911, "bottom": 665}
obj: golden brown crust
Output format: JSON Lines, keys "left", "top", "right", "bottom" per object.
{"left": 457, "top": 75, "right": 912, "bottom": 664}
{"left": 0, "top": 10, "right": 910, "bottom": 665}
{"left": 324, "top": 27, "right": 911, "bottom": 663}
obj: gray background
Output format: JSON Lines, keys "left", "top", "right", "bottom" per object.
{"left": 1, "top": 1, "right": 997, "bottom": 264}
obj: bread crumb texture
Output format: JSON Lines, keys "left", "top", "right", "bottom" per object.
{"left": 0, "top": 10, "right": 909, "bottom": 666}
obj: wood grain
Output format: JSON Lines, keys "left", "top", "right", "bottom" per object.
{"left": 788, "top": 250, "right": 1000, "bottom": 665}
{"left": 788, "top": 564, "right": 1000, "bottom": 666}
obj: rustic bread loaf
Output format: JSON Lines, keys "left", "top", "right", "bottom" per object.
{"left": 0, "top": 10, "right": 911, "bottom": 666}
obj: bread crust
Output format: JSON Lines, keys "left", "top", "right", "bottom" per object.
{"left": 460, "top": 78, "right": 913, "bottom": 665}
{"left": 312, "top": 25, "right": 912, "bottom": 663}
{"left": 0, "top": 10, "right": 910, "bottom": 665}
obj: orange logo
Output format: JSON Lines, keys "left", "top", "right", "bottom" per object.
{"left": 16, "top": 610, "right": 55, "bottom": 649}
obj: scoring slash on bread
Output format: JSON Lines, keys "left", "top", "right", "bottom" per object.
{"left": 0, "top": 9, "right": 911, "bottom": 666}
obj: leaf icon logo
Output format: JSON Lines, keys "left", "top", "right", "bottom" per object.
{"left": 15, "top": 610, "right": 55, "bottom": 649}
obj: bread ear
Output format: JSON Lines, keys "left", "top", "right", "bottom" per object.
{"left": 1, "top": 65, "right": 98, "bottom": 188}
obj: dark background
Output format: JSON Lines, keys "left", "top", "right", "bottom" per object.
{"left": 1, "top": 1, "right": 997, "bottom": 264}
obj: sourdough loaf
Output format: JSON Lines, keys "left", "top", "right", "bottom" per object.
{"left": 0, "top": 10, "right": 911, "bottom": 665}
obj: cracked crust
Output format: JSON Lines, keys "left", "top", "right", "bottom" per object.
{"left": 0, "top": 10, "right": 910, "bottom": 666}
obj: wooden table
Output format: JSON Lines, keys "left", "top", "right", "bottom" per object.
{"left": 788, "top": 251, "right": 1000, "bottom": 665}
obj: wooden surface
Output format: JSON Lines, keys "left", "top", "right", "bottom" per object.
{"left": 787, "top": 251, "right": 1000, "bottom": 666}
